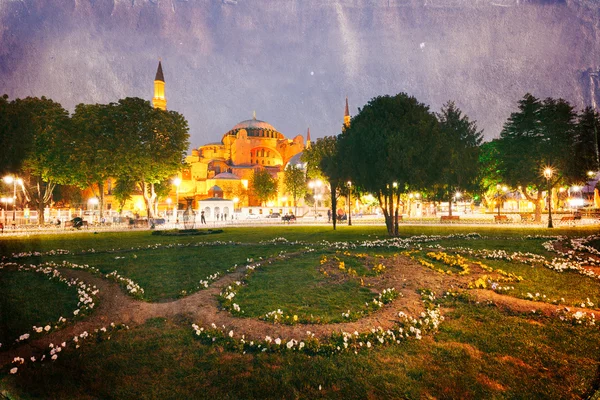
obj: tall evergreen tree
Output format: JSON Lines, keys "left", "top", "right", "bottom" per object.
{"left": 437, "top": 101, "right": 483, "bottom": 216}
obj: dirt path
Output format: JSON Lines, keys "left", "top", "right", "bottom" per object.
{"left": 1, "top": 249, "right": 597, "bottom": 367}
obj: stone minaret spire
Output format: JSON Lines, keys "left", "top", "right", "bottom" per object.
{"left": 306, "top": 128, "right": 311, "bottom": 149}
{"left": 153, "top": 60, "right": 167, "bottom": 110}
{"left": 343, "top": 96, "right": 350, "bottom": 130}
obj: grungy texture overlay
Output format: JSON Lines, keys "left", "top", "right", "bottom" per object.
{"left": 1, "top": 0, "right": 599, "bottom": 147}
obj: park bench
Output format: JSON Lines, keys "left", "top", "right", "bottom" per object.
{"left": 559, "top": 215, "right": 580, "bottom": 225}
{"left": 440, "top": 215, "right": 460, "bottom": 223}
{"left": 64, "top": 220, "right": 88, "bottom": 229}
{"left": 519, "top": 213, "right": 534, "bottom": 223}
{"left": 494, "top": 215, "right": 510, "bottom": 223}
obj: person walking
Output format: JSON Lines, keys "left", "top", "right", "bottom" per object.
{"left": 327, "top": 209, "right": 332, "bottom": 223}
{"left": 201, "top": 210, "right": 206, "bottom": 224}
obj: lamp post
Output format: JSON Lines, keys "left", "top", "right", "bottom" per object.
{"left": 347, "top": 181, "right": 352, "bottom": 226}
{"left": 1, "top": 197, "right": 11, "bottom": 225}
{"left": 3, "top": 175, "right": 22, "bottom": 221}
{"left": 544, "top": 167, "right": 554, "bottom": 228}
{"left": 166, "top": 198, "right": 172, "bottom": 221}
{"left": 308, "top": 180, "right": 322, "bottom": 219}
{"left": 173, "top": 177, "right": 181, "bottom": 223}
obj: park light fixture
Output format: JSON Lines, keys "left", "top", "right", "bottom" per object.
{"left": 543, "top": 167, "right": 554, "bottom": 228}
{"left": 347, "top": 181, "right": 352, "bottom": 226}
{"left": 3, "top": 175, "right": 22, "bottom": 221}
{"left": 308, "top": 180, "right": 323, "bottom": 218}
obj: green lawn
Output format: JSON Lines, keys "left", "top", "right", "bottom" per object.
{"left": 3, "top": 299, "right": 599, "bottom": 399}
{"left": 56, "top": 244, "right": 297, "bottom": 301}
{"left": 0, "top": 270, "right": 80, "bottom": 345}
{"left": 1, "top": 226, "right": 600, "bottom": 398}
{"left": 233, "top": 252, "right": 376, "bottom": 323}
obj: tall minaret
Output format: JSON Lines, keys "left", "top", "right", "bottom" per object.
{"left": 153, "top": 60, "right": 167, "bottom": 110}
{"left": 306, "top": 127, "right": 311, "bottom": 149}
{"left": 343, "top": 96, "right": 350, "bottom": 130}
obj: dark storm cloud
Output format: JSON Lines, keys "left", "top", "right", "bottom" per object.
{"left": 1, "top": 0, "right": 599, "bottom": 148}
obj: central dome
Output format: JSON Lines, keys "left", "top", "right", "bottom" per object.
{"left": 231, "top": 118, "right": 277, "bottom": 131}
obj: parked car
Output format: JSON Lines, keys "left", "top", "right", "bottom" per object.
{"left": 266, "top": 213, "right": 281, "bottom": 218}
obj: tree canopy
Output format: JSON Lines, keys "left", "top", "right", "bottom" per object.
{"left": 283, "top": 164, "right": 306, "bottom": 215}
{"left": 437, "top": 101, "right": 483, "bottom": 216}
{"left": 251, "top": 169, "right": 277, "bottom": 206}
{"left": 495, "top": 93, "right": 598, "bottom": 221}
{"left": 337, "top": 93, "right": 443, "bottom": 236}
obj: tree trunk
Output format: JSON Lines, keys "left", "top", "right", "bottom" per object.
{"left": 378, "top": 192, "right": 394, "bottom": 236}
{"left": 331, "top": 185, "right": 337, "bottom": 230}
{"left": 141, "top": 181, "right": 157, "bottom": 222}
{"left": 394, "top": 192, "right": 400, "bottom": 236}
{"left": 522, "top": 189, "right": 544, "bottom": 223}
{"left": 36, "top": 179, "right": 45, "bottom": 225}
{"left": 98, "top": 182, "right": 105, "bottom": 219}
{"left": 448, "top": 191, "right": 453, "bottom": 217}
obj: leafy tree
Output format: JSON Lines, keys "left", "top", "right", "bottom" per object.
{"left": 437, "top": 102, "right": 483, "bottom": 216}
{"left": 477, "top": 140, "right": 502, "bottom": 209}
{"left": 112, "top": 179, "right": 137, "bottom": 214}
{"left": 283, "top": 164, "right": 306, "bottom": 215}
{"left": 6, "top": 97, "right": 72, "bottom": 224}
{"left": 112, "top": 98, "right": 189, "bottom": 220}
{"left": 250, "top": 169, "right": 277, "bottom": 206}
{"left": 302, "top": 136, "right": 343, "bottom": 230}
{"left": 338, "top": 93, "right": 442, "bottom": 236}
{"left": 69, "top": 103, "right": 119, "bottom": 218}
{"left": 496, "top": 94, "right": 582, "bottom": 222}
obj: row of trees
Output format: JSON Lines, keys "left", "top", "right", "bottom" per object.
{"left": 303, "top": 93, "right": 600, "bottom": 236}
{"left": 0, "top": 95, "right": 189, "bottom": 224}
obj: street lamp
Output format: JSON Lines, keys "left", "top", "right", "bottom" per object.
{"left": 88, "top": 197, "right": 99, "bottom": 223}
{"left": 1, "top": 197, "right": 12, "bottom": 226}
{"left": 166, "top": 198, "right": 172, "bottom": 221}
{"left": 3, "top": 175, "right": 22, "bottom": 222}
{"left": 308, "top": 179, "right": 322, "bottom": 218}
{"left": 173, "top": 177, "right": 181, "bottom": 223}
{"left": 544, "top": 167, "right": 554, "bottom": 228}
{"left": 347, "top": 181, "right": 352, "bottom": 226}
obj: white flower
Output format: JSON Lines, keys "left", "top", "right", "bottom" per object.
{"left": 228, "top": 330, "right": 234, "bottom": 338}
{"left": 44, "top": 325, "right": 51, "bottom": 332}
{"left": 10, "top": 367, "right": 17, "bottom": 374}
{"left": 366, "top": 341, "right": 372, "bottom": 348}
{"left": 286, "top": 340, "right": 294, "bottom": 349}
{"left": 275, "top": 338, "right": 282, "bottom": 345}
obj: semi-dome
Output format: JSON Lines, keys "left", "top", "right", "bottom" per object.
{"left": 286, "top": 152, "right": 305, "bottom": 169}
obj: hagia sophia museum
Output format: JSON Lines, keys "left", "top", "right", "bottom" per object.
{"left": 135, "top": 61, "right": 351, "bottom": 220}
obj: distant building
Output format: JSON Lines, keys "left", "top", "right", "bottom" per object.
{"left": 154, "top": 61, "right": 309, "bottom": 210}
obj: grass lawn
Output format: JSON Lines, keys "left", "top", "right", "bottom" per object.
{"left": 1, "top": 225, "right": 600, "bottom": 398}
{"left": 2, "top": 299, "right": 599, "bottom": 399}
{"left": 55, "top": 244, "right": 295, "bottom": 301}
{"left": 233, "top": 252, "right": 376, "bottom": 323}
{"left": 0, "top": 270, "right": 80, "bottom": 345}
